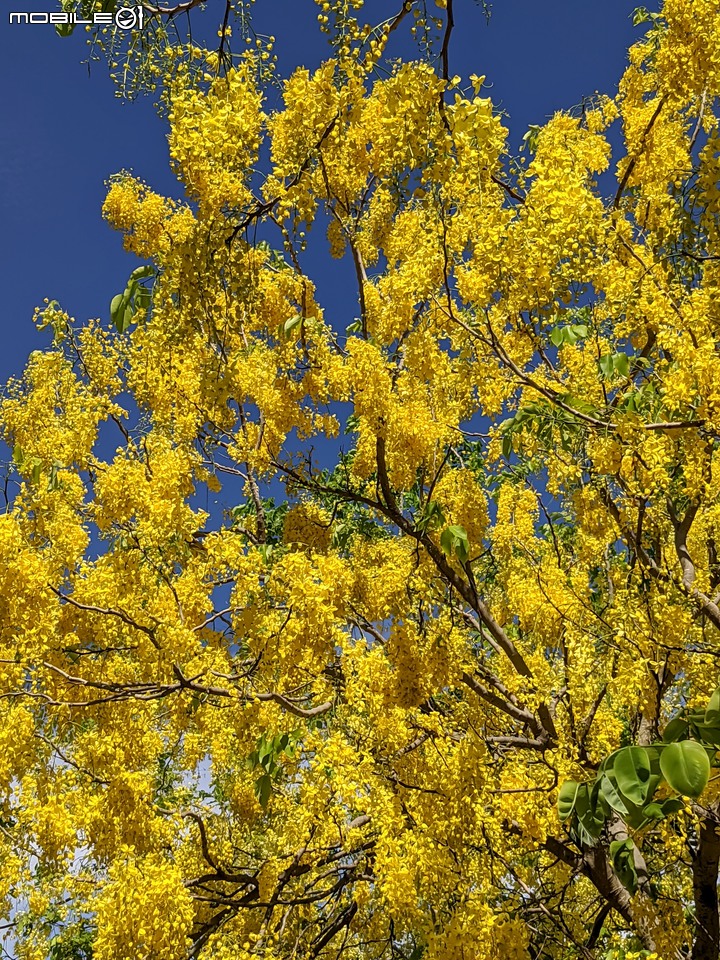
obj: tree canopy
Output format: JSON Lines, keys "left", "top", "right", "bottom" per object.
{"left": 3, "top": 1, "right": 720, "bottom": 958}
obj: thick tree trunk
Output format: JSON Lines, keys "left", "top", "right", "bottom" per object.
{"left": 692, "top": 815, "right": 720, "bottom": 960}
{"left": 545, "top": 836, "right": 656, "bottom": 952}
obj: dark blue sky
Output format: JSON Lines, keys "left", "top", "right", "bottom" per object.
{"left": 0, "top": 0, "right": 648, "bottom": 386}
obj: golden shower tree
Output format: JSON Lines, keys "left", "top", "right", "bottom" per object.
{"left": 3, "top": 0, "right": 720, "bottom": 957}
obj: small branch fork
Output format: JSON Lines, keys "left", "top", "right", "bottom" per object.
{"left": 275, "top": 453, "right": 558, "bottom": 748}
{"left": 179, "top": 812, "right": 374, "bottom": 959}
{"left": 226, "top": 116, "right": 339, "bottom": 247}
{"left": 449, "top": 307, "right": 711, "bottom": 436}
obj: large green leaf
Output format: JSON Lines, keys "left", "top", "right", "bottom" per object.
{"left": 663, "top": 717, "right": 689, "bottom": 743}
{"left": 598, "top": 748, "right": 622, "bottom": 774}
{"left": 128, "top": 264, "right": 154, "bottom": 281}
{"left": 692, "top": 720, "right": 720, "bottom": 748}
{"left": 110, "top": 292, "right": 134, "bottom": 333}
{"left": 660, "top": 740, "right": 710, "bottom": 798}
{"left": 706, "top": 688, "right": 720, "bottom": 725}
{"left": 572, "top": 784, "right": 604, "bottom": 845}
{"left": 598, "top": 774, "right": 629, "bottom": 816}
{"left": 613, "top": 746, "right": 652, "bottom": 805}
{"left": 558, "top": 780, "right": 580, "bottom": 821}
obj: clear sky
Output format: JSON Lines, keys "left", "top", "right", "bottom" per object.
{"left": 0, "top": 0, "right": 649, "bottom": 386}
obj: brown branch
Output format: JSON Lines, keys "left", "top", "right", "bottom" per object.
{"left": 490, "top": 172, "right": 525, "bottom": 203}
{"left": 544, "top": 837, "right": 656, "bottom": 951}
{"left": 309, "top": 902, "right": 358, "bottom": 958}
{"left": 485, "top": 735, "right": 547, "bottom": 750}
{"left": 253, "top": 691, "right": 333, "bottom": 719}
{"left": 690, "top": 88, "right": 708, "bottom": 153}
{"left": 691, "top": 811, "right": 720, "bottom": 960}
{"left": 440, "top": 0, "right": 454, "bottom": 84}
{"left": 375, "top": 435, "right": 399, "bottom": 515}
{"left": 669, "top": 499, "right": 720, "bottom": 631}
{"left": 245, "top": 464, "right": 267, "bottom": 543}
{"left": 461, "top": 671, "right": 542, "bottom": 736}
{"left": 350, "top": 242, "right": 369, "bottom": 339}
{"left": 216, "top": 0, "right": 233, "bottom": 73}
{"left": 142, "top": 0, "right": 205, "bottom": 16}
{"left": 598, "top": 486, "right": 662, "bottom": 577}
{"left": 227, "top": 116, "right": 339, "bottom": 246}
{"left": 183, "top": 811, "right": 220, "bottom": 872}
{"left": 275, "top": 459, "right": 544, "bottom": 724}
{"left": 644, "top": 420, "right": 706, "bottom": 430}
{"left": 49, "top": 585, "right": 160, "bottom": 648}
{"left": 613, "top": 94, "right": 668, "bottom": 208}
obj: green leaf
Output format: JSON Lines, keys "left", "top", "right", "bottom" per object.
{"left": 549, "top": 327, "right": 566, "bottom": 347}
{"left": 599, "top": 748, "right": 623, "bottom": 774}
{"left": 110, "top": 292, "right": 135, "bottom": 333}
{"left": 558, "top": 780, "right": 580, "bottom": 821}
{"left": 48, "top": 463, "right": 60, "bottom": 492}
{"left": 110, "top": 293, "right": 125, "bottom": 320}
{"left": 609, "top": 838, "right": 639, "bottom": 893}
{"left": 134, "top": 287, "right": 151, "bottom": 312}
{"left": 573, "top": 784, "right": 604, "bottom": 845}
{"left": 55, "top": 21, "right": 75, "bottom": 36}
{"left": 613, "top": 746, "right": 652, "bottom": 805}
{"left": 598, "top": 773, "right": 629, "bottom": 816}
{"left": 663, "top": 717, "right": 689, "bottom": 743}
{"left": 521, "top": 124, "right": 542, "bottom": 154}
{"left": 614, "top": 353, "right": 630, "bottom": 378}
{"left": 599, "top": 354, "right": 614, "bottom": 378}
{"left": 254, "top": 773, "right": 273, "bottom": 808}
{"left": 692, "top": 720, "right": 720, "bottom": 748}
{"left": 417, "top": 500, "right": 446, "bottom": 534}
{"left": 598, "top": 352, "right": 631, "bottom": 380}
{"left": 258, "top": 544, "right": 274, "bottom": 563}
{"left": 12, "top": 445, "right": 24, "bottom": 467}
{"left": 609, "top": 837, "right": 633, "bottom": 860}
{"left": 440, "top": 524, "right": 470, "bottom": 564}
{"left": 346, "top": 319, "right": 363, "bottom": 334}
{"left": 706, "top": 688, "right": 720, "bottom": 725}
{"left": 625, "top": 799, "right": 653, "bottom": 830}
{"left": 129, "top": 264, "right": 154, "bottom": 281}
{"left": 119, "top": 304, "right": 135, "bottom": 334}
{"left": 641, "top": 802, "right": 665, "bottom": 820}
{"left": 660, "top": 740, "right": 710, "bottom": 797}
{"left": 283, "top": 315, "right": 302, "bottom": 336}
{"left": 439, "top": 527, "right": 454, "bottom": 556}
{"left": 660, "top": 797, "right": 685, "bottom": 816}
